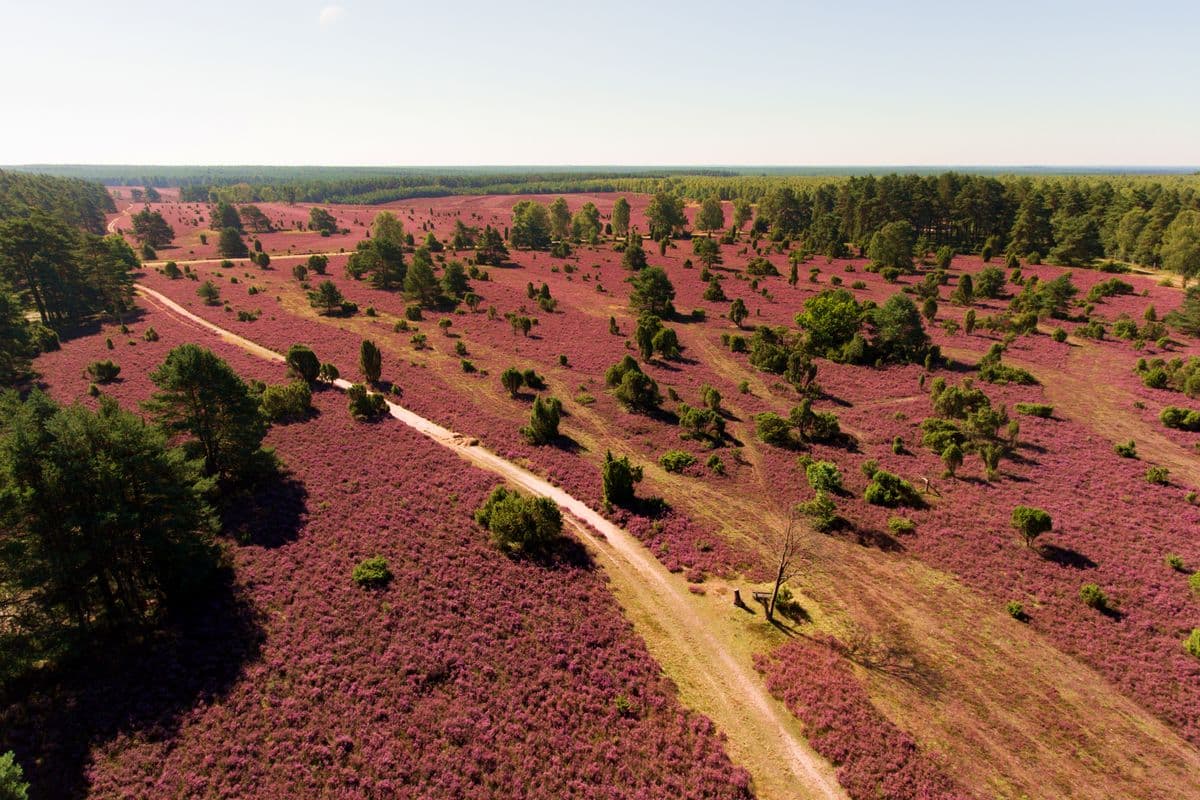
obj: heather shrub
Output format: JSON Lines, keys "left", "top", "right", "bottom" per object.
{"left": 347, "top": 383, "right": 386, "bottom": 420}
{"left": 863, "top": 470, "right": 920, "bottom": 508}
{"left": 474, "top": 486, "right": 563, "bottom": 554}
{"left": 1011, "top": 506, "right": 1052, "bottom": 547}
{"left": 260, "top": 381, "right": 313, "bottom": 422}
{"left": 352, "top": 555, "right": 392, "bottom": 588}
{"left": 660, "top": 450, "right": 696, "bottom": 473}
{"left": 86, "top": 359, "right": 120, "bottom": 383}
{"left": 1079, "top": 583, "right": 1109, "bottom": 610}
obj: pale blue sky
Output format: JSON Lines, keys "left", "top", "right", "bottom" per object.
{"left": 3, "top": 0, "right": 1197, "bottom": 166}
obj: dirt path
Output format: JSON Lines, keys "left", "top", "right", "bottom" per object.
{"left": 134, "top": 284, "right": 847, "bottom": 800}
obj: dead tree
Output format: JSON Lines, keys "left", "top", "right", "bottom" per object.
{"left": 767, "top": 505, "right": 806, "bottom": 622}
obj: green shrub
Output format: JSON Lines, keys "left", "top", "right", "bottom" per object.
{"left": 474, "top": 486, "right": 563, "bottom": 553}
{"left": 863, "top": 469, "right": 920, "bottom": 508}
{"left": 1011, "top": 506, "right": 1052, "bottom": 547}
{"left": 1015, "top": 402, "right": 1053, "bottom": 418}
{"left": 286, "top": 344, "right": 320, "bottom": 383}
{"left": 260, "top": 381, "right": 313, "bottom": 422}
{"left": 0, "top": 751, "right": 29, "bottom": 800}
{"left": 706, "top": 454, "right": 725, "bottom": 475}
{"left": 347, "top": 383, "right": 386, "bottom": 420}
{"left": 602, "top": 450, "right": 643, "bottom": 508}
{"left": 1006, "top": 600, "right": 1026, "bottom": 620}
{"left": 755, "top": 412, "right": 794, "bottom": 448}
{"left": 318, "top": 362, "right": 340, "bottom": 382}
{"left": 1189, "top": 572, "right": 1200, "bottom": 596}
{"left": 1185, "top": 629, "right": 1200, "bottom": 659}
{"left": 86, "top": 359, "right": 121, "bottom": 383}
{"left": 142, "top": 327, "right": 160, "bottom": 342}
{"left": 1160, "top": 406, "right": 1200, "bottom": 431}
{"left": 797, "top": 491, "right": 839, "bottom": 532}
{"left": 1079, "top": 583, "right": 1108, "bottom": 610}
{"left": 887, "top": 516, "right": 915, "bottom": 534}
{"left": 352, "top": 556, "right": 392, "bottom": 588}
{"left": 805, "top": 460, "right": 843, "bottom": 493}
{"left": 1165, "top": 553, "right": 1186, "bottom": 571}
{"left": 520, "top": 396, "right": 562, "bottom": 445}
{"left": 660, "top": 450, "right": 697, "bottom": 473}
{"left": 1114, "top": 440, "right": 1137, "bottom": 458}
{"left": 1146, "top": 465, "right": 1170, "bottom": 485}
{"left": 1051, "top": 327, "right": 1067, "bottom": 342}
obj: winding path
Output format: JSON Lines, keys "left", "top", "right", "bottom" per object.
{"left": 134, "top": 283, "right": 846, "bottom": 800}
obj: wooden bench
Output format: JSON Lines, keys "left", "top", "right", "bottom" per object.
{"left": 752, "top": 590, "right": 772, "bottom": 607}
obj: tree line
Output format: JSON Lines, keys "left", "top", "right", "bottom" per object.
{"left": 0, "top": 171, "right": 139, "bottom": 386}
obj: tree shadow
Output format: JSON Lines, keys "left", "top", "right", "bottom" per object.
{"left": 1039, "top": 544, "right": 1097, "bottom": 570}
{"left": 52, "top": 307, "right": 151, "bottom": 346}
{"left": 548, "top": 433, "right": 586, "bottom": 454}
{"left": 526, "top": 535, "right": 595, "bottom": 570}
{"left": 221, "top": 468, "right": 309, "bottom": 548}
{"left": 0, "top": 571, "right": 263, "bottom": 800}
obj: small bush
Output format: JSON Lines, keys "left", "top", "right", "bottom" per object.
{"left": 1160, "top": 406, "right": 1200, "bottom": 431}
{"left": 1114, "top": 440, "right": 1137, "bottom": 458}
{"left": 84, "top": 351, "right": 121, "bottom": 380}
{"left": 347, "top": 383, "right": 387, "bottom": 420}
{"left": 1015, "top": 402, "right": 1053, "bottom": 418}
{"left": 660, "top": 450, "right": 697, "bottom": 473}
{"left": 1189, "top": 572, "right": 1200, "bottom": 597}
{"left": 475, "top": 486, "right": 563, "bottom": 553}
{"left": 260, "top": 380, "right": 313, "bottom": 422}
{"left": 1079, "top": 583, "right": 1108, "bottom": 610}
{"left": 1011, "top": 506, "right": 1052, "bottom": 547}
{"left": 805, "top": 460, "right": 843, "bottom": 493}
{"left": 1145, "top": 465, "right": 1170, "bottom": 485}
{"left": 1051, "top": 327, "right": 1067, "bottom": 342}
{"left": 1165, "top": 553, "right": 1186, "bottom": 571}
{"left": 1006, "top": 600, "right": 1026, "bottom": 620}
{"left": 863, "top": 470, "right": 920, "bottom": 508}
{"left": 706, "top": 454, "right": 725, "bottom": 475}
{"left": 142, "top": 327, "right": 159, "bottom": 342}
{"left": 887, "top": 516, "right": 915, "bottom": 534}
{"left": 352, "top": 556, "right": 392, "bottom": 588}
{"left": 0, "top": 750, "right": 29, "bottom": 800}
{"left": 1185, "top": 629, "right": 1200, "bottom": 659}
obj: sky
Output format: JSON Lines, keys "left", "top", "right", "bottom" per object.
{"left": 2, "top": 0, "right": 1198, "bottom": 167}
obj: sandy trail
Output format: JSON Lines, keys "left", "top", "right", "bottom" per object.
{"left": 134, "top": 283, "right": 846, "bottom": 800}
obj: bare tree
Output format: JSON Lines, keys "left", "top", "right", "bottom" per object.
{"left": 767, "top": 505, "right": 807, "bottom": 621}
